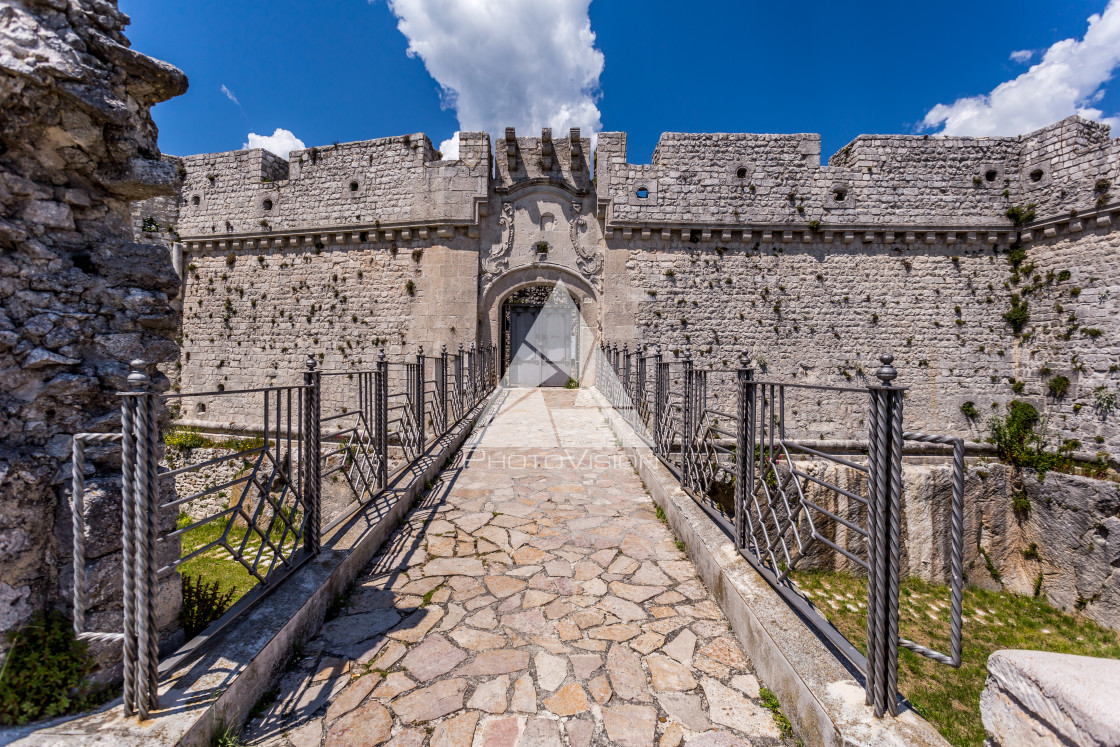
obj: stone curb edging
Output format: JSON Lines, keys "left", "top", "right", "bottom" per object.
{"left": 593, "top": 391, "right": 949, "bottom": 747}
{"left": 1, "top": 398, "right": 490, "bottom": 747}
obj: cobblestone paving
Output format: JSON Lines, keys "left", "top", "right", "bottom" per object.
{"left": 247, "top": 388, "right": 790, "bottom": 747}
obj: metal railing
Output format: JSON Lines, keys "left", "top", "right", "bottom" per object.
{"left": 597, "top": 343, "right": 964, "bottom": 718}
{"left": 67, "top": 344, "right": 496, "bottom": 716}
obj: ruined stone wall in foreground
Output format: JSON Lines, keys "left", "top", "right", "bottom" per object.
{"left": 0, "top": 0, "right": 186, "bottom": 666}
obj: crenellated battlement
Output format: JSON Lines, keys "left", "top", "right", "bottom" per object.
{"left": 175, "top": 132, "right": 491, "bottom": 240}
{"left": 170, "top": 116, "right": 1117, "bottom": 248}
{"left": 601, "top": 116, "right": 1119, "bottom": 230}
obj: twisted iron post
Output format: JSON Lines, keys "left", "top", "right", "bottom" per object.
{"left": 123, "top": 360, "right": 157, "bottom": 717}
{"left": 376, "top": 348, "right": 388, "bottom": 488}
{"left": 456, "top": 343, "right": 464, "bottom": 416}
{"left": 735, "top": 352, "right": 754, "bottom": 550}
{"left": 439, "top": 344, "right": 449, "bottom": 431}
{"left": 653, "top": 345, "right": 664, "bottom": 456}
{"left": 681, "top": 349, "right": 694, "bottom": 491}
{"left": 71, "top": 437, "right": 87, "bottom": 638}
{"left": 469, "top": 342, "right": 477, "bottom": 404}
{"left": 304, "top": 354, "right": 321, "bottom": 554}
{"left": 141, "top": 364, "right": 160, "bottom": 712}
{"left": 622, "top": 343, "right": 631, "bottom": 417}
{"left": 119, "top": 368, "right": 138, "bottom": 716}
{"left": 866, "top": 353, "right": 902, "bottom": 717}
{"left": 417, "top": 347, "right": 426, "bottom": 446}
{"left": 882, "top": 354, "right": 903, "bottom": 717}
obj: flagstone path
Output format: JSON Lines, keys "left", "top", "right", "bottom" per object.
{"left": 247, "top": 388, "right": 791, "bottom": 747}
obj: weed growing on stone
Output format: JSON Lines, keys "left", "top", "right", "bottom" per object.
{"left": 1010, "top": 491, "right": 1031, "bottom": 515}
{"left": 758, "top": 686, "right": 794, "bottom": 738}
{"left": 1046, "top": 375, "right": 1070, "bottom": 398}
{"left": 210, "top": 720, "right": 248, "bottom": 747}
{"left": 325, "top": 582, "right": 355, "bottom": 621}
{"left": 792, "top": 570, "right": 1120, "bottom": 747}
{"left": 246, "top": 686, "right": 280, "bottom": 721}
{"left": 1094, "top": 385, "right": 1118, "bottom": 416}
{"left": 988, "top": 400, "right": 1074, "bottom": 479}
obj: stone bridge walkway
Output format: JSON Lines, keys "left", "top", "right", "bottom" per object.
{"left": 247, "top": 388, "right": 789, "bottom": 747}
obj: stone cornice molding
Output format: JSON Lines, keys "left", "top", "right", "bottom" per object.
{"left": 599, "top": 202, "right": 1119, "bottom": 246}
{"left": 495, "top": 177, "right": 589, "bottom": 198}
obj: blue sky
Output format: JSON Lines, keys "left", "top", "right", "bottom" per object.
{"left": 121, "top": 0, "right": 1120, "bottom": 163}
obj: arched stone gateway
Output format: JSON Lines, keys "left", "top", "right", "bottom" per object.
{"left": 480, "top": 267, "right": 600, "bottom": 386}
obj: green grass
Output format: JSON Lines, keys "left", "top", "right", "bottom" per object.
{"left": 176, "top": 505, "right": 304, "bottom": 603}
{"left": 177, "top": 514, "right": 260, "bottom": 600}
{"left": 791, "top": 570, "right": 1120, "bottom": 746}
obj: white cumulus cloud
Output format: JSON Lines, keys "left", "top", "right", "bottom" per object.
{"left": 922, "top": 0, "right": 1120, "bottom": 136}
{"left": 381, "top": 0, "right": 604, "bottom": 156}
{"left": 220, "top": 84, "right": 240, "bottom": 106}
{"left": 1009, "top": 49, "right": 1034, "bottom": 64}
{"left": 244, "top": 128, "right": 306, "bottom": 159}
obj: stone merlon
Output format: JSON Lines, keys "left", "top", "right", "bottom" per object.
{"left": 173, "top": 116, "right": 1119, "bottom": 242}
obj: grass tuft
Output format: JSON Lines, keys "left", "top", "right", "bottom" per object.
{"left": 759, "top": 686, "right": 794, "bottom": 738}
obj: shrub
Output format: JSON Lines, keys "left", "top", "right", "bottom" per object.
{"left": 1003, "top": 294, "right": 1029, "bottom": 334}
{"left": 405, "top": 279, "right": 415, "bottom": 296}
{"left": 1094, "top": 386, "right": 1118, "bottom": 417}
{"left": 1047, "top": 375, "right": 1070, "bottom": 399}
{"left": 181, "top": 574, "right": 236, "bottom": 640}
{"left": 988, "top": 400, "right": 1070, "bottom": 478}
{"left": 1057, "top": 269, "right": 1072, "bottom": 282}
{"left": 165, "top": 426, "right": 209, "bottom": 450}
{"left": 1005, "top": 204, "right": 1036, "bottom": 227}
{"left": 960, "top": 401, "right": 980, "bottom": 420}
{"left": 0, "top": 610, "right": 112, "bottom": 725}
{"left": 1006, "top": 244, "right": 1027, "bottom": 268}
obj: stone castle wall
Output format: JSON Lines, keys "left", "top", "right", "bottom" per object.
{"left": 612, "top": 224, "right": 1120, "bottom": 456}
{"left": 176, "top": 236, "right": 478, "bottom": 426}
{"left": 596, "top": 118, "right": 1119, "bottom": 227}
{"left": 176, "top": 133, "right": 490, "bottom": 238}
{"left": 137, "top": 117, "right": 1119, "bottom": 456}
{"left": 0, "top": 0, "right": 186, "bottom": 664}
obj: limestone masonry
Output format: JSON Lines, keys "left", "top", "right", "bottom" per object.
{"left": 1, "top": 0, "right": 186, "bottom": 665}
{"left": 137, "top": 117, "right": 1120, "bottom": 457}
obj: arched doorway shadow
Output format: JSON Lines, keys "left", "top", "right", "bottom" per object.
{"left": 501, "top": 285, "right": 580, "bottom": 386}
{"left": 480, "top": 266, "right": 599, "bottom": 386}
